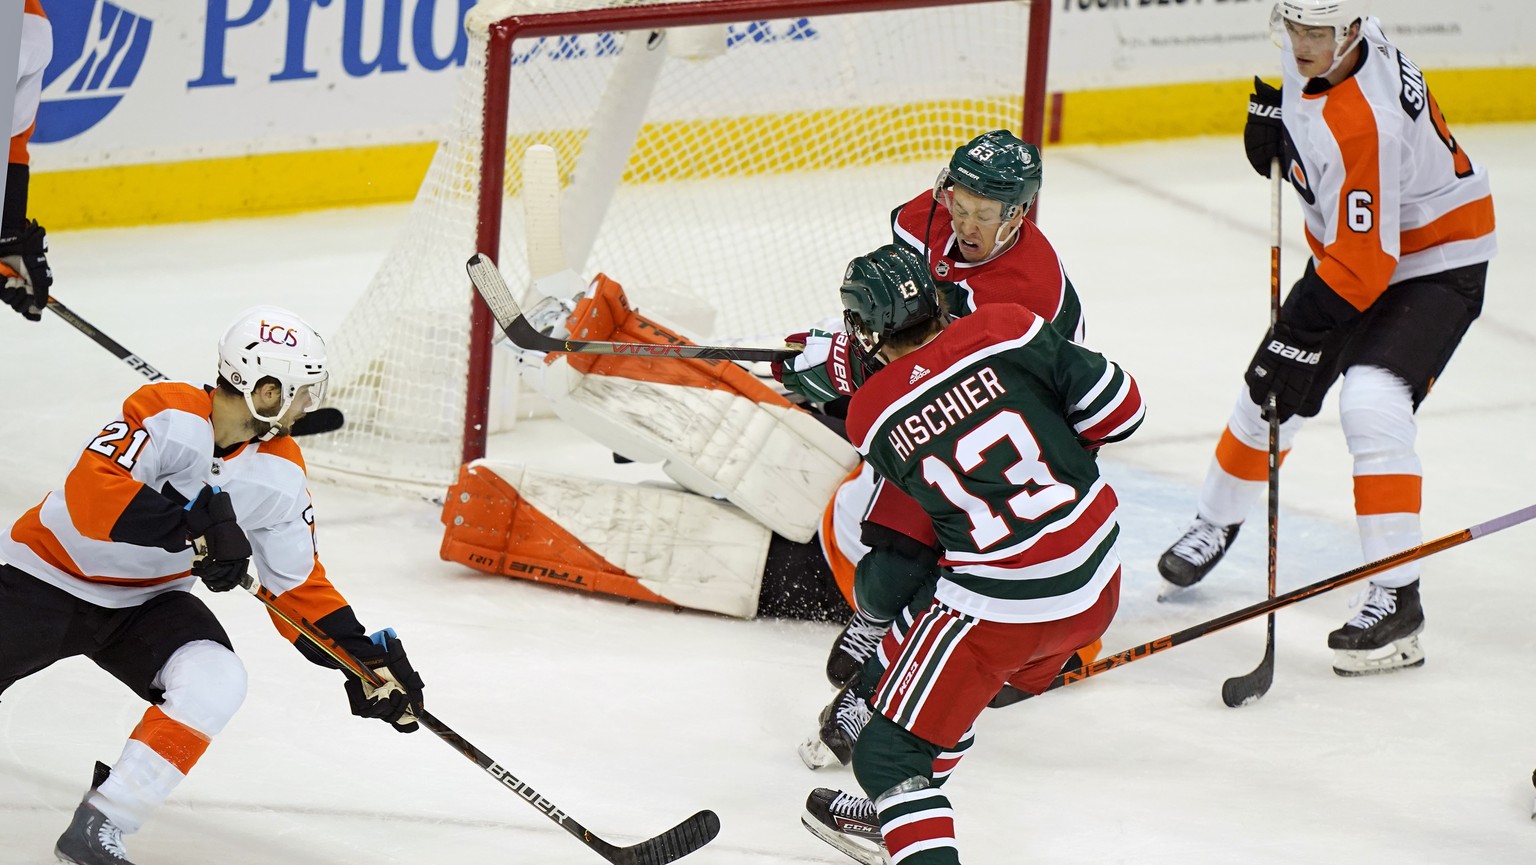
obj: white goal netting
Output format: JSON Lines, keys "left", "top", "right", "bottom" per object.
{"left": 306, "top": 0, "right": 1038, "bottom": 492}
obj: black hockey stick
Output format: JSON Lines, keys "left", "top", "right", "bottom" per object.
{"left": 46, "top": 295, "right": 344, "bottom": 437}
{"left": 466, "top": 252, "right": 798, "bottom": 364}
{"left": 1221, "top": 159, "right": 1286, "bottom": 708}
{"left": 237, "top": 573, "right": 720, "bottom": 865}
{"left": 990, "top": 503, "right": 1536, "bottom": 708}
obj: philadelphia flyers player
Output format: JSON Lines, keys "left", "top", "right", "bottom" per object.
{"left": 0, "top": 307, "right": 426, "bottom": 865}
{"left": 2, "top": 0, "right": 54, "bottom": 322}
{"left": 1158, "top": 0, "right": 1495, "bottom": 676}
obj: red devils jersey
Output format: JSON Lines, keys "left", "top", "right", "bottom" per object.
{"left": 890, "top": 191, "right": 1086, "bottom": 343}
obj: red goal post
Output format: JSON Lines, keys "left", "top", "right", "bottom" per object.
{"left": 308, "top": 0, "right": 1052, "bottom": 494}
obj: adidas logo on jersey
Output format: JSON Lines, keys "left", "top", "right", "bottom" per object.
{"left": 909, "top": 365, "right": 931, "bottom": 384}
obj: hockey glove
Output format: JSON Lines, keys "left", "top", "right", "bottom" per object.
{"left": 0, "top": 220, "right": 52, "bottom": 322}
{"left": 345, "top": 629, "right": 425, "bottom": 733}
{"left": 184, "top": 486, "right": 251, "bottom": 592}
{"left": 772, "top": 329, "right": 874, "bottom": 401}
{"left": 1244, "top": 322, "right": 1324, "bottom": 423}
{"left": 1244, "top": 77, "right": 1286, "bottom": 179}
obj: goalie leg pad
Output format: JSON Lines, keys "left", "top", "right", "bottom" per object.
{"left": 440, "top": 460, "right": 771, "bottom": 618}
{"left": 534, "top": 274, "right": 859, "bottom": 542}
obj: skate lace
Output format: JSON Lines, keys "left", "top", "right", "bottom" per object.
{"left": 96, "top": 818, "right": 129, "bottom": 861}
{"left": 1343, "top": 584, "right": 1397, "bottom": 629}
{"left": 831, "top": 791, "right": 877, "bottom": 821}
{"left": 835, "top": 691, "right": 873, "bottom": 738}
{"left": 837, "top": 612, "right": 889, "bottom": 664}
{"left": 1170, "top": 519, "right": 1228, "bottom": 564}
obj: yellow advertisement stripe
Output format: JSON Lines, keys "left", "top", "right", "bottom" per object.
{"left": 31, "top": 68, "right": 1535, "bottom": 230}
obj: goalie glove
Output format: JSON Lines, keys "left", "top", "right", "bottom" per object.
{"left": 0, "top": 220, "right": 51, "bottom": 322}
{"left": 345, "top": 629, "right": 425, "bottom": 733}
{"left": 771, "top": 329, "right": 877, "bottom": 402}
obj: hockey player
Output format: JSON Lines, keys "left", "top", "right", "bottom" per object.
{"left": 802, "top": 244, "right": 1143, "bottom": 865}
{"left": 0, "top": 306, "right": 426, "bottom": 865}
{"left": 1158, "top": 0, "right": 1495, "bottom": 675}
{"left": 2, "top": 0, "right": 53, "bottom": 321}
{"left": 777, "top": 130, "right": 1099, "bottom": 769}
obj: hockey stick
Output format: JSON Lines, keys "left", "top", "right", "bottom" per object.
{"left": 467, "top": 252, "right": 798, "bottom": 364}
{"left": 236, "top": 573, "right": 720, "bottom": 865}
{"left": 990, "top": 503, "right": 1536, "bottom": 707}
{"left": 46, "top": 295, "right": 344, "bottom": 437}
{"left": 1221, "top": 159, "right": 1285, "bottom": 707}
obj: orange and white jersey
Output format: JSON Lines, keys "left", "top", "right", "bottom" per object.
{"left": 12, "top": 0, "right": 52, "bottom": 162}
{"left": 1280, "top": 17, "right": 1495, "bottom": 311}
{"left": 0, "top": 382, "right": 350, "bottom": 639}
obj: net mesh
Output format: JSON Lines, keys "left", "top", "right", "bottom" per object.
{"left": 307, "top": 0, "right": 1034, "bottom": 491}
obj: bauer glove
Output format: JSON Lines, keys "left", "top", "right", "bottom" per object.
{"left": 346, "top": 629, "right": 425, "bottom": 733}
{"left": 1244, "top": 77, "right": 1287, "bottom": 179}
{"left": 184, "top": 486, "right": 251, "bottom": 592}
{"left": 0, "top": 219, "right": 51, "bottom": 322}
{"left": 1244, "top": 321, "right": 1324, "bottom": 423}
{"left": 772, "top": 329, "right": 875, "bottom": 401}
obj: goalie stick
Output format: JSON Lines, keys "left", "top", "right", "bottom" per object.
{"left": 46, "top": 295, "right": 344, "bottom": 437}
{"left": 467, "top": 252, "right": 799, "bottom": 364}
{"left": 236, "top": 573, "right": 720, "bottom": 865}
{"left": 1221, "top": 158, "right": 1286, "bottom": 708}
{"left": 988, "top": 503, "right": 1536, "bottom": 708}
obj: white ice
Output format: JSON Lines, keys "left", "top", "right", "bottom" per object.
{"left": 2, "top": 125, "right": 1534, "bottom": 865}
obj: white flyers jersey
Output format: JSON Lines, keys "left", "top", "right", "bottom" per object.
{"left": 13, "top": 0, "right": 52, "bottom": 144}
{"left": 1, "top": 383, "right": 350, "bottom": 636}
{"left": 1280, "top": 17, "right": 1496, "bottom": 311}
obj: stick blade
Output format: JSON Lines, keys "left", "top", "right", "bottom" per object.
{"left": 612, "top": 810, "right": 721, "bottom": 865}
{"left": 1221, "top": 616, "right": 1276, "bottom": 707}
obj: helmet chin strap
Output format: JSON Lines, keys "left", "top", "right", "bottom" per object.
{"left": 243, "top": 392, "right": 292, "bottom": 442}
{"left": 978, "top": 220, "right": 1023, "bottom": 265}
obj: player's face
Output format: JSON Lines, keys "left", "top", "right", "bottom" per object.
{"left": 947, "top": 186, "right": 1019, "bottom": 263}
{"left": 1284, "top": 19, "right": 1341, "bottom": 78}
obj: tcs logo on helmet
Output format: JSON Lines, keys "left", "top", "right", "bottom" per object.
{"left": 259, "top": 320, "right": 301, "bottom": 347}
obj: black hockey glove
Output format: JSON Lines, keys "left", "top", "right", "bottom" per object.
{"left": 1244, "top": 76, "right": 1286, "bottom": 179}
{"left": 184, "top": 486, "right": 251, "bottom": 592}
{"left": 1244, "top": 321, "right": 1324, "bottom": 423}
{"left": 345, "top": 629, "right": 425, "bottom": 733}
{"left": 0, "top": 219, "right": 52, "bottom": 322}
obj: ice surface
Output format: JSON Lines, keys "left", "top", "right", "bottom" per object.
{"left": 2, "top": 126, "right": 1533, "bottom": 864}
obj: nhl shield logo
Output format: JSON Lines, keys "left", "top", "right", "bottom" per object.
{"left": 935, "top": 261, "right": 950, "bottom": 278}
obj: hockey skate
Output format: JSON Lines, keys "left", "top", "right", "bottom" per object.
{"left": 799, "top": 686, "right": 872, "bottom": 770}
{"left": 1327, "top": 580, "right": 1425, "bottom": 676}
{"left": 826, "top": 610, "right": 890, "bottom": 688}
{"left": 801, "top": 788, "right": 888, "bottom": 865}
{"left": 1157, "top": 517, "right": 1240, "bottom": 597}
{"left": 55, "top": 763, "right": 135, "bottom": 865}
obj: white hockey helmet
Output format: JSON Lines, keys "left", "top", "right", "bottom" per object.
{"left": 1271, "top": 0, "right": 1370, "bottom": 60}
{"left": 217, "top": 306, "right": 329, "bottom": 433}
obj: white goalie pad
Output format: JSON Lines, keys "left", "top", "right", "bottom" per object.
{"left": 451, "top": 461, "right": 772, "bottom": 619}
{"left": 531, "top": 354, "right": 859, "bottom": 544}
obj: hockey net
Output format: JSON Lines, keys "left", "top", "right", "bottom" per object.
{"left": 306, "top": 0, "right": 1048, "bottom": 493}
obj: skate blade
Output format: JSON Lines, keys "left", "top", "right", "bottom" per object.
{"left": 801, "top": 814, "right": 888, "bottom": 865}
{"left": 1332, "top": 635, "right": 1426, "bottom": 677}
{"left": 799, "top": 735, "right": 842, "bottom": 770}
{"left": 1156, "top": 579, "right": 1194, "bottom": 603}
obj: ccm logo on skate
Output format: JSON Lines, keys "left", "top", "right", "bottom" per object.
{"left": 1266, "top": 341, "right": 1321, "bottom": 365}
{"left": 488, "top": 764, "right": 569, "bottom": 822}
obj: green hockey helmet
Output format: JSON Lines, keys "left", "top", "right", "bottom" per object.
{"left": 934, "top": 129, "right": 1043, "bottom": 220}
{"left": 840, "top": 244, "right": 941, "bottom": 352}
